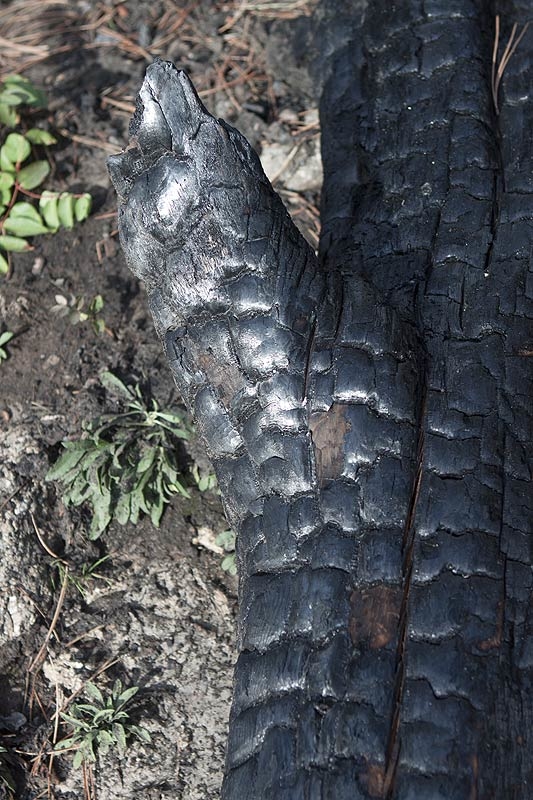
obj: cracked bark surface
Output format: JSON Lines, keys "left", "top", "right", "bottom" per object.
{"left": 108, "top": 2, "right": 533, "bottom": 797}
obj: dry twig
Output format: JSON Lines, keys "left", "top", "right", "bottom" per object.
{"left": 492, "top": 15, "right": 530, "bottom": 115}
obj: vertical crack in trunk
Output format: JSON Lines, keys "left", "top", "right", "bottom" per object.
{"left": 483, "top": 154, "right": 504, "bottom": 279}
{"left": 384, "top": 379, "right": 427, "bottom": 798}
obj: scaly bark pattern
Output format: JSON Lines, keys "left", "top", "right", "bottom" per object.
{"left": 108, "top": 3, "right": 533, "bottom": 792}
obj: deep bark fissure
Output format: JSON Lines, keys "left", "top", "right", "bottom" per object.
{"left": 384, "top": 381, "right": 427, "bottom": 798}
{"left": 483, "top": 145, "right": 504, "bottom": 278}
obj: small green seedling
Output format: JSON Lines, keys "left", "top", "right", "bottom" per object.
{"left": 51, "top": 554, "right": 113, "bottom": 599}
{"left": 50, "top": 293, "right": 106, "bottom": 335}
{"left": 192, "top": 463, "right": 218, "bottom": 493}
{"left": 55, "top": 680, "right": 151, "bottom": 769}
{"left": 0, "top": 330, "right": 14, "bottom": 363}
{"left": 0, "top": 75, "right": 91, "bottom": 275}
{"left": 46, "top": 371, "right": 193, "bottom": 538}
{"left": 216, "top": 529, "right": 237, "bottom": 576}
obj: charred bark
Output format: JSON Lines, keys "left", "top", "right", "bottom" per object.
{"left": 108, "top": 3, "right": 533, "bottom": 797}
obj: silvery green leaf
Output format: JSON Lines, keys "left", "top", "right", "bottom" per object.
{"left": 57, "top": 192, "right": 74, "bottom": 229}
{"left": 3, "top": 132, "right": 30, "bottom": 164}
{"left": 0, "top": 234, "right": 30, "bottom": 252}
{"left": 17, "top": 159, "right": 50, "bottom": 190}
{"left": 25, "top": 128, "right": 57, "bottom": 145}
{"left": 84, "top": 683, "right": 104, "bottom": 705}
{"left": 74, "top": 193, "right": 92, "bottom": 222}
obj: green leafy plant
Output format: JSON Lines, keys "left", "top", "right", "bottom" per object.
{"left": 0, "top": 74, "right": 46, "bottom": 128}
{"left": 216, "top": 529, "right": 237, "bottom": 576}
{"left": 55, "top": 680, "right": 151, "bottom": 769}
{"left": 50, "top": 293, "right": 106, "bottom": 335}
{"left": 0, "top": 75, "right": 91, "bottom": 275}
{"left": 0, "top": 330, "right": 14, "bottom": 363}
{"left": 46, "top": 371, "right": 193, "bottom": 538}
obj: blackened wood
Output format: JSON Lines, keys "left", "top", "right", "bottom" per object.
{"left": 108, "top": 4, "right": 533, "bottom": 794}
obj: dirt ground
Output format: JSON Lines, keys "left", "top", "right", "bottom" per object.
{"left": 0, "top": 1, "right": 321, "bottom": 798}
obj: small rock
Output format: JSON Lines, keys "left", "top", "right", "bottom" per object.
{"left": 32, "top": 256, "right": 45, "bottom": 276}
{"left": 0, "top": 712, "right": 27, "bottom": 732}
{"left": 260, "top": 136, "right": 322, "bottom": 192}
{"left": 278, "top": 108, "right": 299, "bottom": 124}
{"left": 44, "top": 354, "right": 61, "bottom": 369}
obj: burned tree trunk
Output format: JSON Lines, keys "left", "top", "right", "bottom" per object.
{"left": 108, "top": 3, "right": 533, "bottom": 797}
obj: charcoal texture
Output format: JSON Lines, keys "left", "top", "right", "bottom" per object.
{"left": 108, "top": 3, "right": 533, "bottom": 796}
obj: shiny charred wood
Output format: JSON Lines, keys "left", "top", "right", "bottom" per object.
{"left": 108, "top": 4, "right": 533, "bottom": 795}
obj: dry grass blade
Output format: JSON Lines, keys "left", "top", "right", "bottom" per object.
{"left": 268, "top": 144, "right": 300, "bottom": 184}
{"left": 84, "top": 26, "right": 153, "bottom": 62}
{"left": 492, "top": 14, "right": 530, "bottom": 115}
{"left": 282, "top": 189, "right": 320, "bottom": 250}
{"left": 82, "top": 761, "right": 96, "bottom": 800}
{"left": 243, "top": 0, "right": 315, "bottom": 10}
{"left": 499, "top": 22, "right": 529, "bottom": 79}
{"left": 219, "top": 0, "right": 248, "bottom": 32}
{"left": 56, "top": 128, "right": 121, "bottom": 155}
{"left": 63, "top": 624, "right": 106, "bottom": 649}
{"left": 31, "top": 512, "right": 65, "bottom": 562}
{"left": 38, "top": 680, "right": 63, "bottom": 800}
{"left": 220, "top": 0, "right": 317, "bottom": 31}
{"left": 151, "top": 4, "right": 193, "bottom": 50}
{"left": 198, "top": 66, "right": 262, "bottom": 99}
{"left": 0, "top": 35, "right": 48, "bottom": 56}
{"left": 0, "top": 0, "right": 81, "bottom": 76}
{"left": 18, "top": 586, "right": 61, "bottom": 644}
{"left": 29, "top": 734, "right": 52, "bottom": 779}
{"left": 100, "top": 94, "right": 136, "bottom": 115}
{"left": 0, "top": 481, "right": 27, "bottom": 514}
{"left": 491, "top": 14, "right": 500, "bottom": 113}
{"left": 52, "top": 680, "right": 61, "bottom": 747}
{"left": 28, "top": 566, "right": 69, "bottom": 674}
